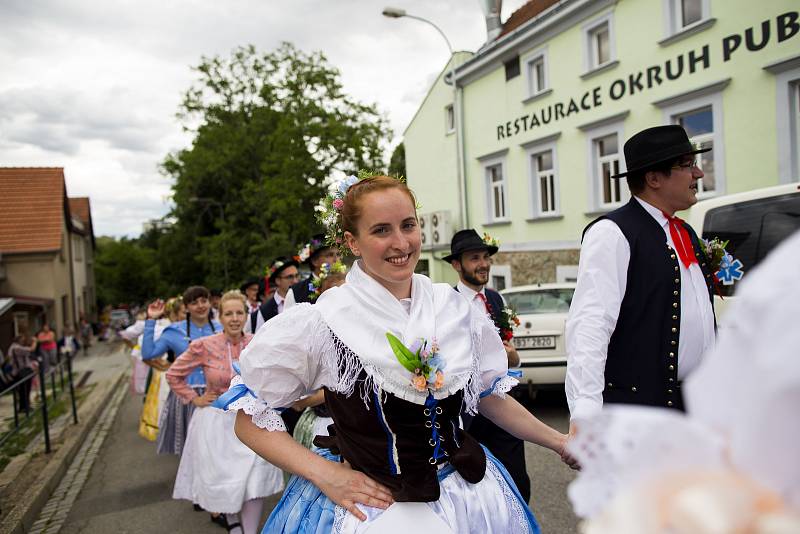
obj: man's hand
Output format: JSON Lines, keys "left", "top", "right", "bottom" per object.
{"left": 503, "top": 340, "right": 520, "bottom": 368}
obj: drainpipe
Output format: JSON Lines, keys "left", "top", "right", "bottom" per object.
{"left": 454, "top": 70, "right": 470, "bottom": 229}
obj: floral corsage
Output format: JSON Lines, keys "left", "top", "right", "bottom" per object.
{"left": 702, "top": 237, "right": 744, "bottom": 286}
{"left": 308, "top": 261, "right": 347, "bottom": 301}
{"left": 386, "top": 333, "right": 446, "bottom": 392}
{"left": 496, "top": 307, "right": 520, "bottom": 341}
{"left": 483, "top": 232, "right": 500, "bottom": 248}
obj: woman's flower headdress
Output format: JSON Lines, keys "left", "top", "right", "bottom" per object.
{"left": 318, "top": 170, "right": 412, "bottom": 252}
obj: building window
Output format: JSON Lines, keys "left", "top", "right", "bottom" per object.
{"left": 504, "top": 56, "right": 520, "bottom": 81}
{"left": 590, "top": 23, "right": 610, "bottom": 67}
{"left": 73, "top": 235, "right": 82, "bottom": 261}
{"left": 793, "top": 82, "right": 800, "bottom": 178}
{"left": 582, "top": 13, "right": 616, "bottom": 75}
{"left": 489, "top": 265, "right": 512, "bottom": 291}
{"left": 485, "top": 162, "right": 508, "bottom": 222}
{"left": 669, "top": 0, "right": 707, "bottom": 32}
{"left": 595, "top": 133, "right": 624, "bottom": 207}
{"left": 445, "top": 104, "right": 455, "bottom": 134}
{"left": 675, "top": 106, "right": 715, "bottom": 194}
{"left": 528, "top": 145, "right": 560, "bottom": 217}
{"left": 526, "top": 52, "right": 548, "bottom": 97}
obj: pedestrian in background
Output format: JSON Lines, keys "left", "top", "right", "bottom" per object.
{"left": 36, "top": 323, "right": 58, "bottom": 371}
{"left": 57, "top": 326, "right": 80, "bottom": 360}
{"left": 246, "top": 256, "right": 300, "bottom": 334}
{"left": 240, "top": 278, "right": 262, "bottom": 315}
{"left": 79, "top": 318, "right": 92, "bottom": 356}
{"left": 8, "top": 333, "right": 37, "bottom": 413}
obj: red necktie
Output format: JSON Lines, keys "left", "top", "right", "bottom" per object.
{"left": 476, "top": 292, "right": 493, "bottom": 317}
{"left": 662, "top": 211, "right": 698, "bottom": 269}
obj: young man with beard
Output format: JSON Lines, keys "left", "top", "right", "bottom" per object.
{"left": 444, "top": 229, "right": 529, "bottom": 502}
{"left": 566, "top": 125, "right": 717, "bottom": 437}
{"left": 246, "top": 256, "right": 300, "bottom": 334}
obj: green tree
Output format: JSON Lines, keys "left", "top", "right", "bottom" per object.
{"left": 388, "top": 142, "right": 406, "bottom": 178}
{"left": 161, "top": 43, "right": 390, "bottom": 290}
{"left": 94, "top": 237, "right": 164, "bottom": 307}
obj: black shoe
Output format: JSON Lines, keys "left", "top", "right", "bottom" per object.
{"left": 210, "top": 514, "right": 228, "bottom": 529}
{"left": 193, "top": 503, "right": 204, "bottom": 512}
{"left": 226, "top": 522, "right": 242, "bottom": 533}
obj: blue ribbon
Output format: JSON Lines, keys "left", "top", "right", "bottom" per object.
{"left": 211, "top": 382, "right": 256, "bottom": 410}
{"left": 479, "top": 370, "right": 521, "bottom": 399}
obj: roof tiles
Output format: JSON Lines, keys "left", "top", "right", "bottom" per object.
{"left": 0, "top": 168, "right": 67, "bottom": 254}
{"left": 498, "top": 0, "right": 562, "bottom": 39}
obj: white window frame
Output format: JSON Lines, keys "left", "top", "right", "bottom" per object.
{"left": 482, "top": 155, "right": 510, "bottom": 224}
{"left": 582, "top": 13, "right": 616, "bottom": 73}
{"left": 524, "top": 47, "right": 548, "bottom": 99}
{"left": 660, "top": 89, "right": 726, "bottom": 197}
{"left": 771, "top": 60, "right": 800, "bottom": 184}
{"left": 445, "top": 103, "right": 455, "bottom": 135}
{"left": 488, "top": 264, "right": 512, "bottom": 291}
{"left": 664, "top": 0, "right": 710, "bottom": 35}
{"left": 525, "top": 140, "right": 560, "bottom": 219}
{"left": 584, "top": 121, "right": 628, "bottom": 212}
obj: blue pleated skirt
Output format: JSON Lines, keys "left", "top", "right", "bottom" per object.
{"left": 262, "top": 447, "right": 540, "bottom": 534}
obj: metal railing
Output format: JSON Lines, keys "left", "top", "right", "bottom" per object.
{"left": 0, "top": 354, "right": 79, "bottom": 454}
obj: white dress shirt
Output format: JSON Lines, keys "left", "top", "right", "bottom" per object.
{"left": 456, "top": 281, "right": 493, "bottom": 318}
{"left": 565, "top": 196, "right": 716, "bottom": 421}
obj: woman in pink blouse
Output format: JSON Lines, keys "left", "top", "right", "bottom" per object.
{"left": 167, "top": 290, "right": 283, "bottom": 534}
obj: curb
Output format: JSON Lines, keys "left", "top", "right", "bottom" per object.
{"left": 0, "top": 368, "right": 128, "bottom": 534}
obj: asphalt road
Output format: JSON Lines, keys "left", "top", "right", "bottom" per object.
{"left": 58, "top": 384, "right": 578, "bottom": 534}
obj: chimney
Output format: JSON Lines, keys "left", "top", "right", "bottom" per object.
{"left": 478, "top": 0, "right": 503, "bottom": 42}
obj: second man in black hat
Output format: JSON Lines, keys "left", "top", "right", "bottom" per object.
{"left": 444, "top": 228, "right": 530, "bottom": 502}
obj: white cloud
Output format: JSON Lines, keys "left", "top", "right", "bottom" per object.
{"left": 0, "top": 0, "right": 527, "bottom": 236}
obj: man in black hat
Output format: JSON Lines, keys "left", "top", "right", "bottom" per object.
{"left": 284, "top": 234, "right": 341, "bottom": 306}
{"left": 240, "top": 277, "right": 263, "bottom": 315}
{"left": 245, "top": 256, "right": 300, "bottom": 334}
{"left": 566, "top": 125, "right": 717, "bottom": 434}
{"left": 444, "top": 229, "right": 529, "bottom": 502}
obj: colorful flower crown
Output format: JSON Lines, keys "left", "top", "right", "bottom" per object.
{"left": 308, "top": 261, "right": 348, "bottom": 301}
{"left": 266, "top": 260, "right": 288, "bottom": 278}
{"left": 295, "top": 235, "right": 326, "bottom": 263}
{"left": 318, "top": 170, "right": 413, "bottom": 253}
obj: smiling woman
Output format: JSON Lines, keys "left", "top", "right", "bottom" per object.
{"left": 213, "top": 173, "right": 577, "bottom": 533}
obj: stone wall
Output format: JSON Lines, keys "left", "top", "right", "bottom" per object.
{"left": 495, "top": 249, "right": 580, "bottom": 285}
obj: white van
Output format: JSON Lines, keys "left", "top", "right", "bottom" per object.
{"left": 686, "top": 182, "right": 800, "bottom": 321}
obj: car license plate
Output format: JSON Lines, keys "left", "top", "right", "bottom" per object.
{"left": 513, "top": 336, "right": 556, "bottom": 350}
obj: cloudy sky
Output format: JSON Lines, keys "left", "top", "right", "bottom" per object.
{"left": 0, "top": 0, "right": 528, "bottom": 237}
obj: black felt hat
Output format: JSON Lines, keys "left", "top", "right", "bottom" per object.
{"left": 239, "top": 277, "right": 261, "bottom": 293}
{"left": 442, "top": 229, "right": 499, "bottom": 263}
{"left": 611, "top": 125, "right": 711, "bottom": 178}
{"left": 267, "top": 256, "right": 299, "bottom": 282}
{"left": 298, "top": 233, "right": 331, "bottom": 265}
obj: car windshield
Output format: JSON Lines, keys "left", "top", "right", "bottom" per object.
{"left": 504, "top": 288, "right": 575, "bottom": 314}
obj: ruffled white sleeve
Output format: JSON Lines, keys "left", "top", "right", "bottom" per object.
{"left": 235, "top": 303, "right": 336, "bottom": 431}
{"left": 473, "top": 305, "right": 517, "bottom": 400}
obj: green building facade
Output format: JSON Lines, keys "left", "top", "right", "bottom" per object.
{"left": 405, "top": 0, "right": 800, "bottom": 286}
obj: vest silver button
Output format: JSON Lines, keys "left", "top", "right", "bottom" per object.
{"left": 631, "top": 386, "right": 637, "bottom": 392}
{"left": 667, "top": 401, "right": 674, "bottom": 407}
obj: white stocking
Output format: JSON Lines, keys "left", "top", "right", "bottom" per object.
{"left": 225, "top": 513, "right": 243, "bottom": 534}
{"left": 240, "top": 499, "right": 264, "bottom": 534}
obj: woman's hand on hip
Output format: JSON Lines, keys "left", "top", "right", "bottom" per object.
{"left": 191, "top": 391, "right": 218, "bottom": 407}
{"left": 313, "top": 460, "right": 394, "bottom": 521}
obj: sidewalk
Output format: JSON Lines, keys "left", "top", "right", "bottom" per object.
{"left": 0, "top": 340, "right": 130, "bottom": 534}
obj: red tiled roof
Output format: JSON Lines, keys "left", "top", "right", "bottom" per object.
{"left": 498, "top": 0, "right": 562, "bottom": 38}
{"left": 68, "top": 197, "right": 92, "bottom": 232}
{"left": 0, "top": 168, "right": 67, "bottom": 254}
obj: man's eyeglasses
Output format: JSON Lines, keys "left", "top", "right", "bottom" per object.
{"left": 279, "top": 273, "right": 301, "bottom": 281}
{"left": 672, "top": 158, "right": 699, "bottom": 170}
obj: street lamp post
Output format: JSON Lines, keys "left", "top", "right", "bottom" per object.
{"left": 189, "top": 197, "right": 229, "bottom": 287}
{"left": 382, "top": 6, "right": 466, "bottom": 230}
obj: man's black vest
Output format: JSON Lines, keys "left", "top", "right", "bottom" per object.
{"left": 584, "top": 198, "right": 715, "bottom": 410}
{"left": 249, "top": 298, "right": 279, "bottom": 334}
{"left": 290, "top": 275, "right": 315, "bottom": 304}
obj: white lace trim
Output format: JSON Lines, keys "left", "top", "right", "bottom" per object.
{"left": 491, "top": 375, "right": 518, "bottom": 398}
{"left": 487, "top": 459, "right": 532, "bottom": 533}
{"left": 308, "top": 317, "right": 486, "bottom": 415}
{"left": 226, "top": 375, "right": 287, "bottom": 432}
{"left": 333, "top": 505, "right": 347, "bottom": 533}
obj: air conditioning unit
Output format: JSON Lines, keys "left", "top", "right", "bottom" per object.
{"left": 419, "top": 213, "right": 433, "bottom": 250}
{"left": 429, "top": 210, "right": 453, "bottom": 248}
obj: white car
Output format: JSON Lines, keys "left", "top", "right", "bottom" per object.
{"left": 501, "top": 283, "right": 575, "bottom": 391}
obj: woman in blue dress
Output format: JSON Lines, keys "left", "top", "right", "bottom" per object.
{"left": 142, "top": 285, "right": 221, "bottom": 455}
{"left": 219, "top": 175, "right": 578, "bottom": 534}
